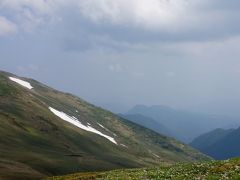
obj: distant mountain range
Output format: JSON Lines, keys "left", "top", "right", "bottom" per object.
{"left": 119, "top": 114, "right": 173, "bottom": 137}
{"left": 125, "top": 105, "right": 240, "bottom": 143}
{"left": 0, "top": 70, "right": 209, "bottom": 179}
{"left": 190, "top": 127, "right": 240, "bottom": 160}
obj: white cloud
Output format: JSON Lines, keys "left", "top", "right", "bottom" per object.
{"left": 0, "top": 0, "right": 209, "bottom": 33}
{"left": 0, "top": 0, "right": 240, "bottom": 43}
{"left": 0, "top": 0, "right": 62, "bottom": 32}
{"left": 0, "top": 16, "right": 17, "bottom": 36}
{"left": 78, "top": 0, "right": 189, "bottom": 31}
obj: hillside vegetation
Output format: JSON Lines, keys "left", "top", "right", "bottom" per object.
{"left": 0, "top": 70, "right": 209, "bottom": 179}
{"left": 46, "top": 158, "right": 240, "bottom": 180}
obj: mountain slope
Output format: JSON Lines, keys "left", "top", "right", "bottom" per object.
{"left": 0, "top": 71, "right": 209, "bottom": 179}
{"left": 190, "top": 128, "right": 234, "bottom": 152}
{"left": 191, "top": 127, "right": 240, "bottom": 160}
{"left": 127, "top": 105, "right": 240, "bottom": 143}
{"left": 119, "top": 114, "right": 172, "bottom": 137}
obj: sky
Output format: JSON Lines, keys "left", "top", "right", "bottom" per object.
{"left": 1, "top": 0, "right": 240, "bottom": 115}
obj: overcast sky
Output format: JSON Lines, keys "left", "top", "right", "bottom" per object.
{"left": 1, "top": 0, "right": 240, "bottom": 115}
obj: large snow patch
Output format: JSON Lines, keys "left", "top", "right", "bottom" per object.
{"left": 9, "top": 77, "right": 33, "bottom": 89}
{"left": 49, "top": 107, "right": 117, "bottom": 144}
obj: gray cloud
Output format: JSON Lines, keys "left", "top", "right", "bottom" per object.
{"left": 1, "top": 0, "right": 240, "bottom": 43}
{"left": 1, "top": 1, "right": 240, "bottom": 116}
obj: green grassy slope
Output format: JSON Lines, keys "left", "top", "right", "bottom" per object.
{"left": 46, "top": 158, "right": 240, "bottom": 180}
{"left": 0, "top": 71, "right": 209, "bottom": 179}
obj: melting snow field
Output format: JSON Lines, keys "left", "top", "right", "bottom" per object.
{"left": 49, "top": 107, "right": 117, "bottom": 144}
{"left": 9, "top": 77, "right": 33, "bottom": 89}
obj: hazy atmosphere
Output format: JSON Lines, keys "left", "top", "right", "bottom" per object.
{"left": 1, "top": 0, "right": 240, "bottom": 115}
{"left": 2, "top": 1, "right": 240, "bottom": 179}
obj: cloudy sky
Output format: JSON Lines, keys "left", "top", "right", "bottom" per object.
{"left": 1, "top": 0, "right": 240, "bottom": 115}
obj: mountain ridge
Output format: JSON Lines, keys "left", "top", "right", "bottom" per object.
{"left": 127, "top": 105, "right": 240, "bottom": 142}
{"left": 190, "top": 127, "right": 240, "bottom": 160}
{"left": 119, "top": 113, "right": 172, "bottom": 137}
{"left": 0, "top": 70, "right": 209, "bottom": 179}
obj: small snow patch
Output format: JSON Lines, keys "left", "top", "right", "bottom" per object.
{"left": 49, "top": 107, "right": 117, "bottom": 144}
{"left": 152, "top": 153, "right": 160, "bottom": 158}
{"left": 97, "top": 123, "right": 104, "bottom": 129}
{"left": 120, "top": 144, "right": 128, "bottom": 148}
{"left": 9, "top": 77, "right": 33, "bottom": 89}
{"left": 97, "top": 123, "right": 117, "bottom": 137}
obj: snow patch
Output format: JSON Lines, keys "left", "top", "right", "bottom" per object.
{"left": 120, "top": 144, "right": 128, "bottom": 148}
{"left": 49, "top": 107, "right": 117, "bottom": 144}
{"left": 148, "top": 149, "right": 160, "bottom": 158}
{"left": 97, "top": 123, "right": 117, "bottom": 137}
{"left": 97, "top": 123, "right": 105, "bottom": 129}
{"left": 9, "top": 77, "right": 33, "bottom": 89}
{"left": 152, "top": 153, "right": 160, "bottom": 158}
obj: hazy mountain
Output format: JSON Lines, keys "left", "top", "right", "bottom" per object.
{"left": 119, "top": 114, "right": 172, "bottom": 137}
{"left": 190, "top": 127, "right": 240, "bottom": 160}
{"left": 127, "top": 105, "right": 240, "bottom": 143}
{"left": 0, "top": 71, "right": 209, "bottom": 179}
{"left": 96, "top": 102, "right": 129, "bottom": 114}
{"left": 190, "top": 128, "right": 235, "bottom": 151}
